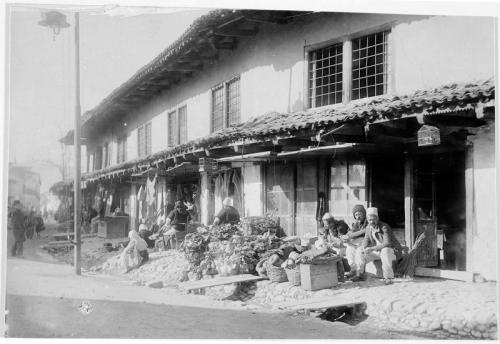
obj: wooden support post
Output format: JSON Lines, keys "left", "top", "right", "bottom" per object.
{"left": 130, "top": 183, "right": 137, "bottom": 231}
{"left": 200, "top": 172, "right": 213, "bottom": 226}
{"left": 465, "top": 145, "right": 474, "bottom": 273}
{"left": 404, "top": 155, "right": 414, "bottom": 248}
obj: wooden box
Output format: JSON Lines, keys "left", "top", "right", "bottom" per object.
{"left": 300, "top": 262, "right": 338, "bottom": 291}
{"left": 97, "top": 216, "right": 129, "bottom": 239}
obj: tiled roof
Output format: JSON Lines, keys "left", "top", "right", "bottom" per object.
{"left": 82, "top": 78, "right": 494, "bottom": 182}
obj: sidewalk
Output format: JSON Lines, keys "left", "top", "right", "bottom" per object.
{"left": 99, "top": 249, "right": 497, "bottom": 340}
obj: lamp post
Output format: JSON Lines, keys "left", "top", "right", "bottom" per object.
{"left": 39, "top": 10, "right": 82, "bottom": 275}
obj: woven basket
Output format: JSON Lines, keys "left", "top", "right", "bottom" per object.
{"left": 268, "top": 265, "right": 288, "bottom": 283}
{"left": 285, "top": 268, "right": 301, "bottom": 286}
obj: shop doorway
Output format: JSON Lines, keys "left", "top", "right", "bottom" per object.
{"left": 413, "top": 152, "right": 466, "bottom": 270}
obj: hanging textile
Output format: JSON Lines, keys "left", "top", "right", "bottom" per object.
{"left": 214, "top": 174, "right": 224, "bottom": 215}
{"left": 137, "top": 185, "right": 146, "bottom": 221}
{"left": 176, "top": 184, "right": 183, "bottom": 201}
{"left": 231, "top": 171, "right": 243, "bottom": 215}
{"left": 160, "top": 184, "right": 165, "bottom": 216}
{"left": 146, "top": 174, "right": 157, "bottom": 206}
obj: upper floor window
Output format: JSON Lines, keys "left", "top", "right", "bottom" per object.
{"left": 351, "top": 31, "right": 388, "bottom": 100}
{"left": 103, "top": 142, "right": 112, "bottom": 168}
{"left": 308, "top": 30, "right": 389, "bottom": 108}
{"left": 117, "top": 136, "right": 127, "bottom": 164}
{"left": 308, "top": 42, "right": 343, "bottom": 108}
{"left": 168, "top": 105, "right": 187, "bottom": 147}
{"left": 94, "top": 146, "right": 103, "bottom": 170}
{"left": 137, "top": 122, "right": 152, "bottom": 158}
{"left": 211, "top": 76, "right": 240, "bottom": 132}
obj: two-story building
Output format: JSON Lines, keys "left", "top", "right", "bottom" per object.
{"left": 62, "top": 9, "right": 496, "bottom": 281}
{"left": 8, "top": 163, "right": 42, "bottom": 211}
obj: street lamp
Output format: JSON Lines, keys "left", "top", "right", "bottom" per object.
{"left": 38, "top": 10, "right": 82, "bottom": 275}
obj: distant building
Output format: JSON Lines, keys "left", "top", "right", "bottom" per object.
{"left": 8, "top": 163, "right": 41, "bottom": 210}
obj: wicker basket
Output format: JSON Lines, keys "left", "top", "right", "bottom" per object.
{"left": 285, "top": 268, "right": 301, "bottom": 286}
{"left": 268, "top": 265, "right": 288, "bottom": 283}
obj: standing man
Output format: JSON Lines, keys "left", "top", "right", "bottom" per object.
{"left": 212, "top": 197, "right": 240, "bottom": 226}
{"left": 10, "top": 200, "right": 26, "bottom": 257}
{"left": 341, "top": 204, "right": 369, "bottom": 274}
{"left": 352, "top": 207, "right": 403, "bottom": 285}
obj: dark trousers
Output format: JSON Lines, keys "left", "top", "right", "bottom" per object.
{"left": 138, "top": 250, "right": 149, "bottom": 266}
{"left": 11, "top": 241, "right": 23, "bottom": 256}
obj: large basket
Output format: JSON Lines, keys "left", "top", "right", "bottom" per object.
{"left": 268, "top": 265, "right": 288, "bottom": 283}
{"left": 285, "top": 268, "right": 301, "bottom": 286}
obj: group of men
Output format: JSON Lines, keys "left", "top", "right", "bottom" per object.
{"left": 9, "top": 200, "right": 46, "bottom": 257}
{"left": 137, "top": 196, "right": 241, "bottom": 249}
{"left": 319, "top": 205, "right": 404, "bottom": 285}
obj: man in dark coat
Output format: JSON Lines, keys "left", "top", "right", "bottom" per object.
{"left": 10, "top": 200, "right": 26, "bottom": 257}
{"left": 212, "top": 197, "right": 240, "bottom": 226}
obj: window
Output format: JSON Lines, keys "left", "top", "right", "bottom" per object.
{"left": 117, "top": 136, "right": 127, "bottom": 164}
{"left": 103, "top": 142, "right": 112, "bottom": 168}
{"left": 137, "top": 122, "right": 152, "bottom": 157}
{"left": 94, "top": 146, "right": 103, "bottom": 170}
{"left": 308, "top": 30, "right": 389, "bottom": 108}
{"left": 352, "top": 31, "right": 388, "bottom": 100}
{"left": 211, "top": 76, "right": 240, "bottom": 132}
{"left": 308, "top": 42, "right": 343, "bottom": 107}
{"left": 329, "top": 159, "right": 366, "bottom": 220}
{"left": 167, "top": 105, "right": 188, "bottom": 147}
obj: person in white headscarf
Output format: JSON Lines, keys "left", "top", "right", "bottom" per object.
{"left": 120, "top": 229, "right": 149, "bottom": 273}
{"left": 212, "top": 197, "right": 240, "bottom": 226}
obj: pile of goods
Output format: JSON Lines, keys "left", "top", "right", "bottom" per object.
{"left": 180, "top": 231, "right": 210, "bottom": 280}
{"left": 240, "top": 217, "right": 280, "bottom": 236}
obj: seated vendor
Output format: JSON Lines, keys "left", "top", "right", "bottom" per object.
{"left": 351, "top": 207, "right": 403, "bottom": 285}
{"left": 120, "top": 230, "right": 149, "bottom": 273}
{"left": 163, "top": 200, "right": 192, "bottom": 236}
{"left": 317, "top": 212, "right": 349, "bottom": 255}
{"left": 138, "top": 220, "right": 155, "bottom": 249}
{"left": 212, "top": 197, "right": 240, "bottom": 226}
{"left": 341, "top": 204, "right": 369, "bottom": 273}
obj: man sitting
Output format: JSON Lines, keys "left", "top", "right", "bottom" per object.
{"left": 341, "top": 204, "right": 369, "bottom": 274}
{"left": 351, "top": 207, "right": 403, "bottom": 285}
{"left": 212, "top": 197, "right": 240, "bottom": 226}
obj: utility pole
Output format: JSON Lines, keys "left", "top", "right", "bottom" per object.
{"left": 73, "top": 12, "right": 82, "bottom": 275}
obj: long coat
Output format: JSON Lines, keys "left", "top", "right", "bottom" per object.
{"left": 11, "top": 209, "right": 26, "bottom": 241}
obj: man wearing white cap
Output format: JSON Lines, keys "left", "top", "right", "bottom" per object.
{"left": 352, "top": 207, "right": 403, "bottom": 285}
{"left": 213, "top": 197, "right": 240, "bottom": 226}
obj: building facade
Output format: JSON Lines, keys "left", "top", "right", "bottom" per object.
{"left": 8, "top": 164, "right": 42, "bottom": 211}
{"left": 62, "top": 10, "right": 496, "bottom": 281}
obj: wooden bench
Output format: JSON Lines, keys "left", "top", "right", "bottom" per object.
{"left": 275, "top": 297, "right": 366, "bottom": 316}
{"left": 179, "top": 274, "right": 266, "bottom": 295}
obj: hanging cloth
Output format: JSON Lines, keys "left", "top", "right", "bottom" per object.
{"left": 231, "top": 171, "right": 242, "bottom": 215}
{"left": 160, "top": 184, "right": 165, "bottom": 216}
{"left": 146, "top": 174, "right": 157, "bottom": 206}
{"left": 137, "top": 185, "right": 146, "bottom": 221}
{"left": 214, "top": 174, "right": 224, "bottom": 215}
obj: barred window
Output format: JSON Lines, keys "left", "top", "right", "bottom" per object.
{"left": 308, "top": 43, "right": 343, "bottom": 107}
{"left": 137, "top": 122, "right": 152, "bottom": 157}
{"left": 227, "top": 77, "right": 240, "bottom": 126}
{"left": 212, "top": 86, "right": 224, "bottom": 132}
{"left": 178, "top": 105, "right": 187, "bottom": 144}
{"left": 352, "top": 31, "right": 388, "bottom": 100}
{"left": 117, "top": 136, "right": 127, "bottom": 164}
{"left": 167, "top": 110, "right": 177, "bottom": 147}
{"left": 211, "top": 76, "right": 241, "bottom": 133}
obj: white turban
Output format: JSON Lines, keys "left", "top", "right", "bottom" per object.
{"left": 222, "top": 197, "right": 233, "bottom": 207}
{"left": 367, "top": 207, "right": 379, "bottom": 217}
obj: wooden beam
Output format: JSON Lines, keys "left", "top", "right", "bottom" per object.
{"left": 213, "top": 27, "right": 258, "bottom": 37}
{"left": 404, "top": 155, "right": 414, "bottom": 248}
{"left": 465, "top": 145, "right": 474, "bottom": 273}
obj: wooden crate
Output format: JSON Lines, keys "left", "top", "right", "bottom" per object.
{"left": 300, "top": 262, "right": 338, "bottom": 291}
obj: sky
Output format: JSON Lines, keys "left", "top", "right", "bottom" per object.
{"left": 7, "top": 4, "right": 210, "bottom": 191}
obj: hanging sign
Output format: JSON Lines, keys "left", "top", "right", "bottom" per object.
{"left": 417, "top": 125, "right": 441, "bottom": 146}
{"left": 199, "top": 158, "right": 218, "bottom": 173}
